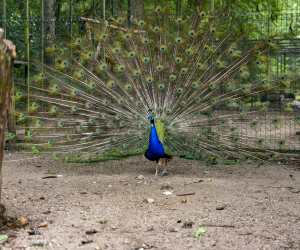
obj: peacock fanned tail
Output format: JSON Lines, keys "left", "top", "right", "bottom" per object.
{"left": 13, "top": 0, "right": 300, "bottom": 168}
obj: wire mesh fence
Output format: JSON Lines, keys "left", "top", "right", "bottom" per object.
{"left": 1, "top": 0, "right": 300, "bottom": 153}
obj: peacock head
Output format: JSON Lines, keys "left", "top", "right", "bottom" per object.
{"left": 148, "top": 109, "right": 154, "bottom": 124}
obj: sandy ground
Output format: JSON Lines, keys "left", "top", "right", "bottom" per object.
{"left": 0, "top": 152, "right": 299, "bottom": 250}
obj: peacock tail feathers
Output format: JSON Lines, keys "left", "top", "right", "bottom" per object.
{"left": 12, "top": 0, "right": 300, "bottom": 166}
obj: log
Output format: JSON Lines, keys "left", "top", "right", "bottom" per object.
{"left": 0, "top": 28, "right": 16, "bottom": 203}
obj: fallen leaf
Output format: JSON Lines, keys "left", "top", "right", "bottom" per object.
{"left": 38, "top": 222, "right": 48, "bottom": 227}
{"left": 43, "top": 211, "right": 51, "bottom": 214}
{"left": 13, "top": 217, "right": 28, "bottom": 228}
{"left": 39, "top": 197, "right": 45, "bottom": 200}
{"left": 0, "top": 235, "right": 8, "bottom": 241}
{"left": 100, "top": 220, "right": 108, "bottom": 224}
{"left": 18, "top": 217, "right": 28, "bottom": 224}
{"left": 204, "top": 179, "right": 212, "bottom": 183}
{"left": 80, "top": 217, "right": 91, "bottom": 220}
{"left": 194, "top": 227, "right": 207, "bottom": 238}
{"left": 182, "top": 199, "right": 187, "bottom": 203}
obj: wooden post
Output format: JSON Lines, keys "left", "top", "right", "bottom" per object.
{"left": 0, "top": 28, "right": 16, "bottom": 203}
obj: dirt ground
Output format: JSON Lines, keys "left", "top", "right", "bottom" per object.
{"left": 0, "top": 152, "right": 300, "bottom": 250}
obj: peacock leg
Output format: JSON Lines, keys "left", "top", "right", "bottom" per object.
{"left": 153, "top": 164, "right": 159, "bottom": 178}
{"left": 161, "top": 161, "right": 168, "bottom": 175}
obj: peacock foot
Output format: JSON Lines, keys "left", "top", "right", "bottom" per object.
{"left": 161, "top": 169, "right": 169, "bottom": 175}
{"left": 153, "top": 172, "right": 159, "bottom": 178}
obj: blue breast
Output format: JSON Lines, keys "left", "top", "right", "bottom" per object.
{"left": 145, "top": 124, "right": 168, "bottom": 162}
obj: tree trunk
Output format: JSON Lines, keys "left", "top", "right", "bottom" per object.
{"left": 0, "top": 28, "right": 16, "bottom": 205}
{"left": 131, "top": 0, "right": 143, "bottom": 20}
{"left": 43, "top": 0, "right": 55, "bottom": 65}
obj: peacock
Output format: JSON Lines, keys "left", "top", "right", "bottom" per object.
{"left": 10, "top": 0, "right": 300, "bottom": 178}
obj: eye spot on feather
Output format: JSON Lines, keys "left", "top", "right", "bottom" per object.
{"left": 103, "top": 35, "right": 107, "bottom": 39}
{"left": 156, "top": 6, "right": 161, "bottom": 12}
{"left": 200, "top": 12, "right": 206, "bottom": 17}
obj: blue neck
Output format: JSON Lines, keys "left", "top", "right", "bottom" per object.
{"left": 145, "top": 123, "right": 167, "bottom": 161}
